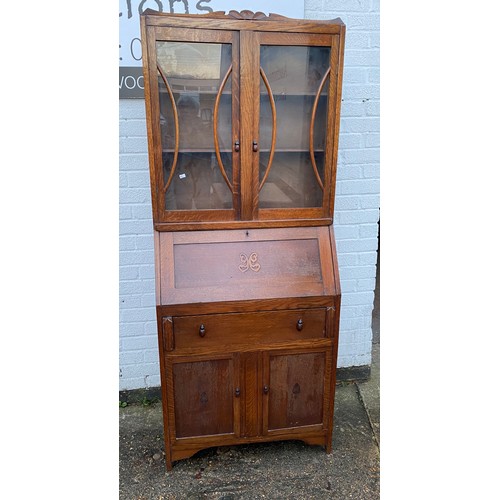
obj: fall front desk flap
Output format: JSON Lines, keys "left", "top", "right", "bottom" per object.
{"left": 156, "top": 226, "right": 339, "bottom": 305}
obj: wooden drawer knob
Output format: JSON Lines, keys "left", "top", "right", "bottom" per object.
{"left": 199, "top": 324, "right": 206, "bottom": 337}
{"left": 296, "top": 319, "right": 304, "bottom": 331}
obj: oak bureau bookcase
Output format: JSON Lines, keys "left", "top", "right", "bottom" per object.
{"left": 140, "top": 8, "right": 345, "bottom": 470}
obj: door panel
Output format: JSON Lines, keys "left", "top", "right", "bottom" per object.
{"left": 146, "top": 28, "right": 240, "bottom": 222}
{"left": 264, "top": 349, "right": 329, "bottom": 432}
{"left": 251, "top": 32, "right": 338, "bottom": 221}
{"left": 171, "top": 355, "right": 237, "bottom": 438}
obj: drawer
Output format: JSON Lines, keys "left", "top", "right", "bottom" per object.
{"left": 171, "top": 309, "right": 327, "bottom": 350}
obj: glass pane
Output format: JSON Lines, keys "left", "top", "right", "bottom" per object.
{"left": 156, "top": 42, "right": 233, "bottom": 211}
{"left": 259, "top": 45, "right": 330, "bottom": 209}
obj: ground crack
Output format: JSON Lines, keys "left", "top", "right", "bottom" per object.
{"left": 355, "top": 382, "right": 380, "bottom": 451}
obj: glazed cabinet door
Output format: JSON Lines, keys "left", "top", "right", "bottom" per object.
{"left": 167, "top": 353, "right": 240, "bottom": 440}
{"left": 262, "top": 347, "right": 332, "bottom": 435}
{"left": 142, "top": 26, "right": 240, "bottom": 223}
{"left": 248, "top": 32, "right": 343, "bottom": 222}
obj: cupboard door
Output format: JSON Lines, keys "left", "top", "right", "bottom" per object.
{"left": 263, "top": 348, "right": 331, "bottom": 433}
{"left": 169, "top": 354, "right": 240, "bottom": 439}
{"left": 251, "top": 32, "right": 342, "bottom": 220}
{"left": 143, "top": 27, "right": 240, "bottom": 222}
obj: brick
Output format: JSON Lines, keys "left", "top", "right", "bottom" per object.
{"left": 337, "top": 165, "right": 362, "bottom": 180}
{"left": 339, "top": 279, "right": 357, "bottom": 292}
{"left": 146, "top": 375, "right": 161, "bottom": 387}
{"left": 120, "top": 307, "right": 156, "bottom": 323}
{"left": 119, "top": 136, "right": 148, "bottom": 154}
{"left": 369, "top": 31, "right": 380, "bottom": 48}
{"left": 340, "top": 265, "right": 377, "bottom": 279}
{"left": 339, "top": 101, "right": 365, "bottom": 117}
{"left": 119, "top": 322, "right": 144, "bottom": 337}
{"left": 121, "top": 335, "right": 158, "bottom": 351}
{"left": 304, "top": 0, "right": 323, "bottom": 13}
{"left": 120, "top": 236, "right": 136, "bottom": 251}
{"left": 120, "top": 220, "right": 154, "bottom": 235}
{"left": 344, "top": 49, "right": 380, "bottom": 67}
{"left": 127, "top": 171, "right": 151, "bottom": 188}
{"left": 368, "top": 67, "right": 380, "bottom": 83}
{"left": 132, "top": 205, "right": 154, "bottom": 220}
{"left": 335, "top": 225, "right": 359, "bottom": 240}
{"left": 120, "top": 187, "right": 151, "bottom": 204}
{"left": 144, "top": 349, "right": 160, "bottom": 363}
{"left": 119, "top": 99, "right": 146, "bottom": 120}
{"left": 322, "top": 0, "right": 371, "bottom": 12}
{"left": 119, "top": 172, "right": 128, "bottom": 187}
{"left": 120, "top": 350, "right": 144, "bottom": 365}
{"left": 144, "top": 321, "right": 159, "bottom": 335}
{"left": 344, "top": 32, "right": 371, "bottom": 49}
{"left": 139, "top": 265, "right": 156, "bottom": 279}
{"left": 365, "top": 100, "right": 380, "bottom": 116}
{"left": 341, "top": 13, "right": 380, "bottom": 31}
{"left": 358, "top": 251, "right": 379, "bottom": 265}
{"left": 342, "top": 67, "right": 367, "bottom": 84}
{"left": 341, "top": 84, "right": 380, "bottom": 100}
{"left": 337, "top": 253, "right": 358, "bottom": 267}
{"left": 337, "top": 237, "right": 379, "bottom": 252}
{"left": 119, "top": 265, "right": 139, "bottom": 280}
{"left": 337, "top": 180, "right": 379, "bottom": 195}
{"left": 359, "top": 195, "right": 380, "bottom": 209}
{"left": 120, "top": 250, "right": 154, "bottom": 266}
{"left": 119, "top": 363, "right": 158, "bottom": 380}
{"left": 364, "top": 133, "right": 380, "bottom": 148}
{"left": 363, "top": 164, "right": 380, "bottom": 178}
{"left": 141, "top": 293, "right": 156, "bottom": 307}
{"left": 359, "top": 224, "right": 379, "bottom": 238}
{"left": 342, "top": 149, "right": 379, "bottom": 165}
{"left": 135, "top": 235, "right": 154, "bottom": 250}
{"left": 119, "top": 205, "right": 132, "bottom": 220}
{"left": 340, "top": 117, "right": 379, "bottom": 133}
{"left": 334, "top": 195, "right": 360, "bottom": 210}
{"left": 357, "top": 278, "right": 377, "bottom": 291}
{"left": 120, "top": 295, "right": 142, "bottom": 309}
{"left": 119, "top": 119, "right": 147, "bottom": 137}
{"left": 119, "top": 280, "right": 155, "bottom": 296}
{"left": 338, "top": 133, "right": 362, "bottom": 148}
{"left": 120, "top": 153, "right": 149, "bottom": 171}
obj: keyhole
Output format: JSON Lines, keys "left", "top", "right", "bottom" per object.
{"left": 200, "top": 392, "right": 208, "bottom": 404}
{"left": 292, "top": 383, "right": 301, "bottom": 395}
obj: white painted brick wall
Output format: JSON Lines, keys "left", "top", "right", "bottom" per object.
{"left": 119, "top": 0, "right": 380, "bottom": 390}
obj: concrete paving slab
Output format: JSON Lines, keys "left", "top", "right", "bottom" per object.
{"left": 119, "top": 382, "right": 379, "bottom": 499}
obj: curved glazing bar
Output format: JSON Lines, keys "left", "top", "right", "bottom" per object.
{"left": 157, "top": 64, "right": 179, "bottom": 194}
{"left": 258, "top": 67, "right": 277, "bottom": 192}
{"left": 309, "top": 67, "right": 331, "bottom": 192}
{"left": 213, "top": 64, "right": 234, "bottom": 192}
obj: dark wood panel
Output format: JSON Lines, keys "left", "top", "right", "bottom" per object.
{"left": 240, "top": 352, "right": 261, "bottom": 437}
{"left": 266, "top": 351, "right": 326, "bottom": 431}
{"left": 172, "top": 357, "right": 235, "bottom": 438}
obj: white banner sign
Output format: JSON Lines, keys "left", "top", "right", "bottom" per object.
{"left": 119, "top": 0, "right": 305, "bottom": 97}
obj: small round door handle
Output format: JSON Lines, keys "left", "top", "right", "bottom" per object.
{"left": 252, "top": 140, "right": 258, "bottom": 152}
{"left": 235, "top": 387, "right": 241, "bottom": 397}
{"left": 263, "top": 385, "right": 269, "bottom": 395}
{"left": 234, "top": 140, "right": 240, "bottom": 152}
{"left": 296, "top": 319, "right": 304, "bottom": 331}
{"left": 199, "top": 324, "right": 206, "bottom": 337}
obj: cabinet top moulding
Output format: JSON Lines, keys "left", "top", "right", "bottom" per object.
{"left": 142, "top": 8, "right": 345, "bottom": 34}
